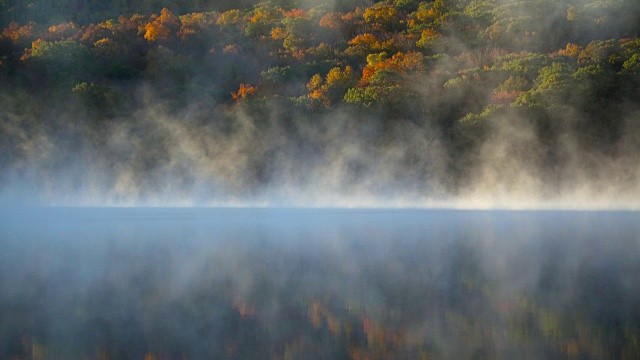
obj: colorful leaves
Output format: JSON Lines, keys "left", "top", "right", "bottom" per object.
{"left": 231, "top": 83, "right": 258, "bottom": 101}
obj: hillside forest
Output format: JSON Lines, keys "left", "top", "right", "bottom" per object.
{"left": 1, "top": 0, "right": 640, "bottom": 204}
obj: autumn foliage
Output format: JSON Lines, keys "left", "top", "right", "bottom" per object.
{"left": 231, "top": 83, "right": 258, "bottom": 101}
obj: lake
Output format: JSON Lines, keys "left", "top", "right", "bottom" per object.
{"left": 1, "top": 208, "right": 639, "bottom": 359}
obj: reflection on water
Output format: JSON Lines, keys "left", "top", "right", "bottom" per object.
{"left": 1, "top": 208, "right": 639, "bottom": 359}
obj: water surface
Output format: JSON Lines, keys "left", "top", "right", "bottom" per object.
{"left": 1, "top": 208, "right": 639, "bottom": 359}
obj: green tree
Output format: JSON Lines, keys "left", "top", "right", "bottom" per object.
{"left": 25, "top": 39, "right": 92, "bottom": 86}
{"left": 72, "top": 81, "right": 122, "bottom": 119}
{"left": 514, "top": 61, "right": 574, "bottom": 109}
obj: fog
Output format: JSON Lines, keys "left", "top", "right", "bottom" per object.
{"left": 2, "top": 93, "right": 640, "bottom": 209}
{"left": 1, "top": 208, "right": 639, "bottom": 358}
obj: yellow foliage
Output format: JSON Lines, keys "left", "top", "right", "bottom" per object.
{"left": 217, "top": 9, "right": 243, "bottom": 28}
{"left": 325, "top": 66, "right": 353, "bottom": 87}
{"left": 271, "top": 27, "right": 287, "bottom": 40}
{"left": 363, "top": 5, "right": 398, "bottom": 28}
{"left": 307, "top": 74, "right": 323, "bottom": 91}
{"left": 367, "top": 52, "right": 388, "bottom": 67}
{"left": 249, "top": 6, "right": 278, "bottom": 25}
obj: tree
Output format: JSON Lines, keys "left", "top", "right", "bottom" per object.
{"left": 217, "top": 9, "right": 245, "bottom": 33}
{"left": 72, "top": 81, "right": 122, "bottom": 119}
{"left": 232, "top": 83, "right": 258, "bottom": 101}
{"left": 244, "top": 3, "right": 280, "bottom": 38}
{"left": 307, "top": 66, "right": 355, "bottom": 108}
{"left": 23, "top": 39, "right": 92, "bottom": 86}
{"left": 144, "top": 8, "right": 180, "bottom": 43}
{"left": 0, "top": 21, "right": 37, "bottom": 49}
{"left": 363, "top": 4, "right": 400, "bottom": 32}
{"left": 514, "top": 61, "right": 574, "bottom": 109}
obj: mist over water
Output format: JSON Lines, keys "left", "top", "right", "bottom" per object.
{"left": 1, "top": 208, "right": 639, "bottom": 358}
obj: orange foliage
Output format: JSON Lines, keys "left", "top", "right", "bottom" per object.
{"left": 144, "top": 8, "right": 179, "bottom": 42}
{"left": 46, "top": 22, "right": 79, "bottom": 41}
{"left": 1, "top": 22, "right": 36, "bottom": 45}
{"left": 342, "top": 7, "right": 364, "bottom": 23}
{"left": 19, "top": 38, "right": 42, "bottom": 61}
{"left": 492, "top": 90, "right": 523, "bottom": 103}
{"left": 280, "top": 8, "right": 309, "bottom": 19}
{"left": 144, "top": 21, "right": 169, "bottom": 42}
{"left": 292, "top": 49, "right": 306, "bottom": 61}
{"left": 360, "top": 65, "right": 377, "bottom": 84}
{"left": 319, "top": 12, "right": 343, "bottom": 31}
{"left": 30, "top": 38, "right": 43, "bottom": 50}
{"left": 309, "top": 89, "right": 324, "bottom": 99}
{"left": 231, "top": 83, "right": 258, "bottom": 100}
{"left": 223, "top": 44, "right": 239, "bottom": 54}
{"left": 360, "top": 51, "right": 424, "bottom": 84}
{"left": 158, "top": 8, "right": 180, "bottom": 27}
{"left": 557, "top": 43, "right": 580, "bottom": 58}
{"left": 348, "top": 33, "right": 379, "bottom": 48}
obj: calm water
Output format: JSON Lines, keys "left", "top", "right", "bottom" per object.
{"left": 1, "top": 208, "right": 639, "bottom": 359}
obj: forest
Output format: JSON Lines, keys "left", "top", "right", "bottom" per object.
{"left": 1, "top": 0, "right": 640, "bottom": 203}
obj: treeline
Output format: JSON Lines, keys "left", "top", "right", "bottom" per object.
{"left": 1, "top": 0, "right": 640, "bottom": 194}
